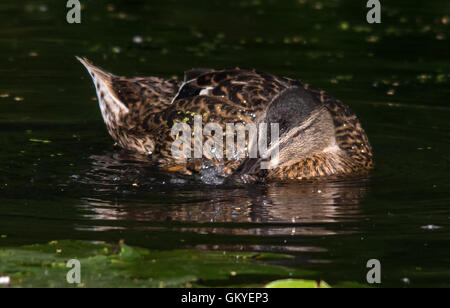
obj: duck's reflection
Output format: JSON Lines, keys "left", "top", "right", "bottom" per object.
{"left": 76, "top": 152, "right": 369, "bottom": 238}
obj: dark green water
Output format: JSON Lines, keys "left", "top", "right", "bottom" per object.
{"left": 1, "top": 0, "right": 449, "bottom": 287}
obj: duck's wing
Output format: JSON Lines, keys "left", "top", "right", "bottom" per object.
{"left": 151, "top": 70, "right": 304, "bottom": 171}
{"left": 172, "top": 68, "right": 301, "bottom": 114}
{"left": 112, "top": 76, "right": 180, "bottom": 115}
{"left": 143, "top": 94, "right": 258, "bottom": 169}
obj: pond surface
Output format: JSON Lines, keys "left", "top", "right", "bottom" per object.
{"left": 0, "top": 0, "right": 449, "bottom": 287}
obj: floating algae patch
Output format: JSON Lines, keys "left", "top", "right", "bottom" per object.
{"left": 28, "top": 138, "right": 52, "bottom": 144}
{"left": 0, "top": 240, "right": 317, "bottom": 288}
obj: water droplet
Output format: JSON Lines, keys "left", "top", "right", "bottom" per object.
{"left": 421, "top": 225, "right": 441, "bottom": 230}
{"left": 133, "top": 36, "right": 143, "bottom": 44}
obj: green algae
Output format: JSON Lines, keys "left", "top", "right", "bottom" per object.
{"left": 0, "top": 240, "right": 317, "bottom": 288}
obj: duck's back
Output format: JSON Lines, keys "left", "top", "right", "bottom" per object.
{"left": 172, "top": 68, "right": 301, "bottom": 114}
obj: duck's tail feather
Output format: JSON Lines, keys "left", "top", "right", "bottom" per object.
{"left": 76, "top": 56, "right": 114, "bottom": 81}
{"left": 76, "top": 57, "right": 129, "bottom": 114}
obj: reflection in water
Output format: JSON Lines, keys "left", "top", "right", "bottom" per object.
{"left": 74, "top": 152, "right": 369, "bottom": 239}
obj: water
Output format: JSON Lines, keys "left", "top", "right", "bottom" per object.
{"left": 0, "top": 0, "right": 449, "bottom": 287}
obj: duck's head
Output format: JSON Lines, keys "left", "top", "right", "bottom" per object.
{"left": 239, "top": 87, "right": 346, "bottom": 179}
{"left": 265, "top": 87, "right": 337, "bottom": 168}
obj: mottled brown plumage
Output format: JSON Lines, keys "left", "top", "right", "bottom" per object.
{"left": 77, "top": 57, "right": 373, "bottom": 182}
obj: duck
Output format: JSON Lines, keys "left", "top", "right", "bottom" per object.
{"left": 77, "top": 57, "right": 373, "bottom": 183}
